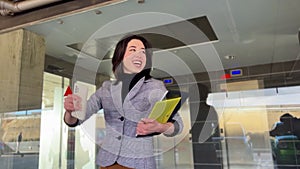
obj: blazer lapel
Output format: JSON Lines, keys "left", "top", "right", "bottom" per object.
{"left": 110, "top": 81, "right": 124, "bottom": 116}
{"left": 126, "top": 77, "right": 146, "bottom": 101}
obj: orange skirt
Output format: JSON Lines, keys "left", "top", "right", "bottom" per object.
{"left": 100, "top": 163, "right": 132, "bottom": 169}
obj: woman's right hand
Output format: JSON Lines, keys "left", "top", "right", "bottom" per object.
{"left": 64, "top": 94, "right": 82, "bottom": 126}
{"left": 64, "top": 94, "right": 82, "bottom": 113}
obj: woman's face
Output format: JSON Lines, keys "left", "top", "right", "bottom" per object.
{"left": 122, "top": 39, "right": 146, "bottom": 74}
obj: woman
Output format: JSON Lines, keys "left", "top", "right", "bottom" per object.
{"left": 64, "top": 34, "right": 183, "bottom": 169}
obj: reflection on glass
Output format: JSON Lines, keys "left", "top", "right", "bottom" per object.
{"left": 154, "top": 101, "right": 194, "bottom": 169}
{"left": 0, "top": 71, "right": 70, "bottom": 169}
{"left": 220, "top": 108, "right": 273, "bottom": 168}
{"left": 209, "top": 86, "right": 300, "bottom": 168}
{"left": 269, "top": 111, "right": 300, "bottom": 168}
{"left": 0, "top": 110, "right": 40, "bottom": 169}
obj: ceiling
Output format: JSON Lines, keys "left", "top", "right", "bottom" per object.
{"left": 22, "top": 0, "right": 300, "bottom": 79}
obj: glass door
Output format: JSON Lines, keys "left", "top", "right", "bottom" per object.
{"left": 208, "top": 86, "right": 300, "bottom": 169}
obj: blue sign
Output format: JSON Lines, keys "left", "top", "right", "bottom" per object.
{"left": 163, "top": 78, "right": 173, "bottom": 84}
{"left": 230, "top": 69, "right": 242, "bottom": 76}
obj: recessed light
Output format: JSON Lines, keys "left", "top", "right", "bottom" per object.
{"left": 224, "top": 55, "right": 235, "bottom": 60}
{"left": 57, "top": 19, "right": 64, "bottom": 24}
{"left": 94, "top": 9, "right": 102, "bottom": 15}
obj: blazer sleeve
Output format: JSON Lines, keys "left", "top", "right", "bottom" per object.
{"left": 164, "top": 112, "right": 184, "bottom": 137}
{"left": 151, "top": 80, "right": 184, "bottom": 137}
{"left": 77, "top": 82, "right": 106, "bottom": 125}
{"left": 163, "top": 90, "right": 186, "bottom": 137}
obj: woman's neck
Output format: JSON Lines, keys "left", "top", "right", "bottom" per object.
{"left": 118, "top": 73, "right": 136, "bottom": 81}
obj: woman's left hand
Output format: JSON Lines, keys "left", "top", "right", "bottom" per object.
{"left": 136, "top": 118, "right": 173, "bottom": 136}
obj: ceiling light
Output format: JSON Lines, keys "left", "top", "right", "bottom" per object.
{"left": 46, "top": 65, "right": 64, "bottom": 73}
{"left": 94, "top": 9, "right": 102, "bottom": 15}
{"left": 57, "top": 19, "right": 64, "bottom": 24}
{"left": 224, "top": 55, "right": 235, "bottom": 60}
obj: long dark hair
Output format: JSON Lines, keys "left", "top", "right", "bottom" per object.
{"left": 112, "top": 34, "right": 153, "bottom": 79}
{"left": 112, "top": 34, "right": 153, "bottom": 89}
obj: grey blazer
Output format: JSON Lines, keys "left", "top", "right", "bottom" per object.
{"left": 79, "top": 77, "right": 184, "bottom": 169}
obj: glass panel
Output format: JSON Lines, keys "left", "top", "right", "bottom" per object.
{"left": 268, "top": 107, "right": 300, "bottom": 168}
{"left": 155, "top": 99, "right": 194, "bottom": 169}
{"left": 0, "top": 110, "right": 40, "bottom": 169}
{"left": 39, "top": 73, "right": 70, "bottom": 169}
{"left": 72, "top": 81, "right": 97, "bottom": 169}
{"left": 42, "top": 72, "right": 66, "bottom": 109}
{"left": 220, "top": 108, "right": 273, "bottom": 169}
{"left": 0, "top": 72, "right": 70, "bottom": 169}
{"left": 209, "top": 86, "right": 300, "bottom": 168}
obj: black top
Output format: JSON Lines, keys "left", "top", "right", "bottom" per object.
{"left": 118, "top": 73, "right": 136, "bottom": 103}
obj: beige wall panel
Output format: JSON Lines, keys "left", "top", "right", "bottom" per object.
{"left": 18, "top": 30, "right": 45, "bottom": 110}
{"left": 0, "top": 29, "right": 23, "bottom": 112}
{"left": 0, "top": 29, "right": 45, "bottom": 113}
{"left": 220, "top": 79, "right": 264, "bottom": 91}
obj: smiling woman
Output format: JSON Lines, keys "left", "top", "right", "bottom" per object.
{"left": 2, "top": 0, "right": 300, "bottom": 168}
{"left": 122, "top": 39, "right": 146, "bottom": 74}
{"left": 64, "top": 34, "right": 184, "bottom": 169}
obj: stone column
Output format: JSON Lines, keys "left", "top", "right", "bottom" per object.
{"left": 0, "top": 29, "right": 45, "bottom": 113}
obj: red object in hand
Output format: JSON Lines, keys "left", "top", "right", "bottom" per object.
{"left": 64, "top": 86, "right": 73, "bottom": 96}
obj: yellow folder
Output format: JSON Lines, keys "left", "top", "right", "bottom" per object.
{"left": 148, "top": 97, "right": 181, "bottom": 123}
